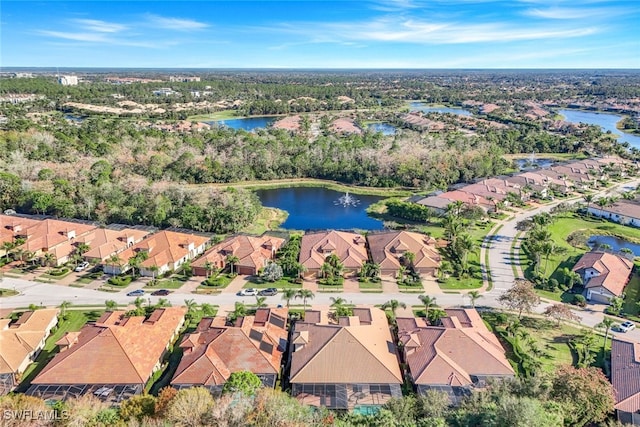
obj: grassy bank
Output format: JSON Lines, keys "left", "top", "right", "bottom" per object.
{"left": 187, "top": 110, "right": 241, "bottom": 121}
{"left": 242, "top": 207, "right": 288, "bottom": 234}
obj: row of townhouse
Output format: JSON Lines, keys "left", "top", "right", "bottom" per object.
{"left": 9, "top": 306, "right": 514, "bottom": 413}
{"left": 587, "top": 196, "right": 640, "bottom": 228}
{"left": 416, "top": 156, "right": 635, "bottom": 214}
{"left": 0, "top": 214, "right": 210, "bottom": 277}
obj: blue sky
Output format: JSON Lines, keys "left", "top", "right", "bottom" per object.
{"left": 2, "top": 0, "right": 639, "bottom": 68}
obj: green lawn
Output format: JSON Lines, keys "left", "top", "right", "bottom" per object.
{"left": 482, "top": 312, "right": 606, "bottom": 373}
{"left": 534, "top": 289, "right": 574, "bottom": 303}
{"left": 17, "top": 310, "right": 103, "bottom": 392}
{"left": 241, "top": 207, "right": 288, "bottom": 235}
{"left": 438, "top": 276, "right": 483, "bottom": 290}
{"left": 623, "top": 271, "right": 640, "bottom": 316}
{"left": 200, "top": 274, "right": 234, "bottom": 289}
{"left": 0, "top": 288, "right": 19, "bottom": 297}
{"left": 359, "top": 280, "right": 383, "bottom": 292}
{"left": 245, "top": 276, "right": 302, "bottom": 289}
{"left": 145, "top": 275, "right": 190, "bottom": 289}
{"left": 40, "top": 268, "right": 72, "bottom": 280}
{"left": 194, "top": 286, "right": 222, "bottom": 295}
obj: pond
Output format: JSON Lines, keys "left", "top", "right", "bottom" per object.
{"left": 205, "top": 116, "right": 276, "bottom": 131}
{"left": 255, "top": 187, "right": 385, "bottom": 230}
{"left": 588, "top": 235, "right": 640, "bottom": 257}
{"left": 514, "top": 158, "right": 555, "bottom": 171}
{"left": 64, "top": 113, "right": 86, "bottom": 123}
{"left": 558, "top": 109, "right": 640, "bottom": 149}
{"left": 367, "top": 122, "right": 396, "bottom": 135}
{"left": 409, "top": 102, "right": 472, "bottom": 117}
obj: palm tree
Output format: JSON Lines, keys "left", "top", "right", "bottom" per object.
{"left": 59, "top": 300, "right": 71, "bottom": 318}
{"left": 382, "top": 299, "right": 407, "bottom": 318}
{"left": 282, "top": 288, "right": 297, "bottom": 308}
{"left": 403, "top": 251, "right": 416, "bottom": 268}
{"left": 2, "top": 241, "right": 15, "bottom": 262}
{"left": 42, "top": 252, "right": 56, "bottom": 267}
{"left": 455, "top": 233, "right": 477, "bottom": 274}
{"left": 584, "top": 194, "right": 595, "bottom": 216}
{"left": 466, "top": 291, "right": 482, "bottom": 308}
{"left": 397, "top": 265, "right": 407, "bottom": 281}
{"left": 200, "top": 303, "right": 216, "bottom": 317}
{"left": 107, "top": 254, "right": 122, "bottom": 277}
{"left": 596, "top": 317, "right": 615, "bottom": 352}
{"left": 296, "top": 289, "right": 315, "bottom": 311}
{"left": 330, "top": 297, "right": 347, "bottom": 307}
{"left": 156, "top": 298, "right": 171, "bottom": 308}
{"left": 255, "top": 296, "right": 268, "bottom": 308}
{"left": 293, "top": 262, "right": 307, "bottom": 279}
{"left": 105, "top": 300, "right": 118, "bottom": 311}
{"left": 128, "top": 255, "right": 141, "bottom": 277}
{"left": 418, "top": 294, "right": 438, "bottom": 322}
{"left": 204, "top": 261, "right": 214, "bottom": 278}
{"left": 148, "top": 264, "right": 159, "bottom": 281}
{"left": 13, "top": 248, "right": 25, "bottom": 266}
{"left": 133, "top": 297, "right": 144, "bottom": 310}
{"left": 320, "top": 262, "right": 333, "bottom": 279}
{"left": 75, "top": 242, "right": 90, "bottom": 255}
{"left": 225, "top": 254, "right": 240, "bottom": 275}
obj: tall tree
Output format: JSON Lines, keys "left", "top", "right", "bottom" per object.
{"left": 498, "top": 279, "right": 540, "bottom": 319}
{"left": 226, "top": 254, "right": 240, "bottom": 275}
{"left": 466, "top": 290, "right": 482, "bottom": 308}
{"left": 281, "top": 288, "right": 297, "bottom": 308}
{"left": 543, "top": 303, "right": 581, "bottom": 326}
{"left": 418, "top": 294, "right": 438, "bottom": 323}
{"left": 595, "top": 317, "right": 615, "bottom": 352}
{"left": 296, "top": 289, "right": 314, "bottom": 311}
{"left": 382, "top": 299, "right": 407, "bottom": 318}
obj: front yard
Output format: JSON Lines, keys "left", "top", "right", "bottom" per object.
{"left": 244, "top": 276, "right": 302, "bottom": 290}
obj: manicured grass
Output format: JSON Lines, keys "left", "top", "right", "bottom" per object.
{"left": 40, "top": 268, "right": 72, "bottom": 280}
{"left": 200, "top": 274, "right": 233, "bottom": 289}
{"left": 145, "top": 276, "right": 189, "bottom": 289}
{"left": 534, "top": 289, "right": 574, "bottom": 303}
{"left": 194, "top": 287, "right": 222, "bottom": 295}
{"left": 241, "top": 207, "right": 288, "bottom": 235}
{"left": 245, "top": 276, "right": 302, "bottom": 289}
{"left": 438, "top": 276, "right": 483, "bottom": 290}
{"left": 359, "top": 280, "right": 383, "bottom": 290}
{"left": 623, "top": 272, "right": 640, "bottom": 316}
{"left": 398, "top": 284, "right": 425, "bottom": 293}
{"left": 17, "top": 310, "right": 103, "bottom": 391}
{"left": 318, "top": 287, "right": 344, "bottom": 293}
{"left": 0, "top": 288, "right": 18, "bottom": 297}
{"left": 187, "top": 109, "right": 239, "bottom": 121}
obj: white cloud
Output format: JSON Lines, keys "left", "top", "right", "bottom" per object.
{"left": 524, "top": 6, "right": 629, "bottom": 20}
{"left": 145, "top": 15, "right": 209, "bottom": 31}
{"left": 72, "top": 19, "right": 127, "bottom": 33}
{"left": 263, "top": 18, "right": 600, "bottom": 45}
{"left": 37, "top": 30, "right": 110, "bottom": 43}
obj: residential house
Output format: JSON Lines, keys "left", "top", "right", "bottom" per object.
{"left": 299, "top": 231, "right": 368, "bottom": 277}
{"left": 2, "top": 216, "right": 97, "bottom": 266}
{"left": 572, "top": 251, "right": 634, "bottom": 303}
{"left": 481, "top": 178, "right": 529, "bottom": 202}
{"left": 0, "top": 215, "right": 40, "bottom": 255}
{"left": 505, "top": 174, "right": 549, "bottom": 198}
{"left": 191, "top": 235, "right": 285, "bottom": 276}
{"left": 171, "top": 308, "right": 288, "bottom": 394}
{"left": 587, "top": 199, "right": 640, "bottom": 228}
{"left": 396, "top": 309, "right": 514, "bottom": 402}
{"left": 28, "top": 307, "right": 186, "bottom": 402}
{"left": 78, "top": 228, "right": 150, "bottom": 264}
{"left": 103, "top": 230, "right": 209, "bottom": 277}
{"left": 611, "top": 338, "right": 640, "bottom": 425}
{"left": 437, "top": 190, "right": 496, "bottom": 213}
{"left": 0, "top": 309, "right": 58, "bottom": 395}
{"left": 367, "top": 231, "right": 442, "bottom": 277}
{"left": 288, "top": 307, "right": 403, "bottom": 410}
{"left": 415, "top": 196, "right": 453, "bottom": 215}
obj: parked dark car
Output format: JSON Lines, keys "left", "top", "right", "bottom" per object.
{"left": 259, "top": 288, "right": 278, "bottom": 296}
{"left": 151, "top": 289, "right": 170, "bottom": 296}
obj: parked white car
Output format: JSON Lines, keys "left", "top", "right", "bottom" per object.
{"left": 74, "top": 261, "right": 90, "bottom": 272}
{"left": 618, "top": 321, "right": 636, "bottom": 333}
{"left": 237, "top": 288, "right": 258, "bottom": 296}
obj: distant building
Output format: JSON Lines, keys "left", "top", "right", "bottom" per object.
{"left": 169, "top": 76, "right": 200, "bottom": 82}
{"left": 58, "top": 76, "right": 78, "bottom": 86}
{"left": 153, "top": 88, "right": 176, "bottom": 96}
{"left": 587, "top": 198, "right": 640, "bottom": 228}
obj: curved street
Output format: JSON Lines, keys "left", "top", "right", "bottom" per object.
{"left": 1, "top": 178, "right": 639, "bottom": 343}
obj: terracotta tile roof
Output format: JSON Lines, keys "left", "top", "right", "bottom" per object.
{"left": 299, "top": 231, "right": 368, "bottom": 271}
{"left": 112, "top": 231, "right": 209, "bottom": 269}
{"left": 1, "top": 217, "right": 96, "bottom": 262}
{"left": 397, "top": 309, "right": 514, "bottom": 387}
{"left": 612, "top": 338, "right": 640, "bottom": 412}
{"left": 171, "top": 308, "right": 288, "bottom": 386}
{"left": 80, "top": 228, "right": 150, "bottom": 261}
{"left": 438, "top": 190, "right": 495, "bottom": 210}
{"left": 573, "top": 251, "right": 634, "bottom": 297}
{"left": 367, "top": 231, "right": 441, "bottom": 272}
{"left": 191, "top": 235, "right": 284, "bottom": 272}
{"left": 32, "top": 307, "right": 186, "bottom": 385}
{"left": 0, "top": 309, "right": 58, "bottom": 374}
{"left": 290, "top": 307, "right": 402, "bottom": 385}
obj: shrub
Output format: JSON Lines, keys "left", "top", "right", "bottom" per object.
{"left": 108, "top": 275, "right": 133, "bottom": 287}
{"left": 573, "top": 294, "right": 587, "bottom": 308}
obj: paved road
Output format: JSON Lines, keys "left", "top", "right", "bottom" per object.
{"left": 1, "top": 178, "right": 639, "bottom": 341}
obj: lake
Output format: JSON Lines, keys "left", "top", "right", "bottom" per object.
{"left": 206, "top": 116, "right": 276, "bottom": 131}
{"left": 558, "top": 109, "right": 640, "bottom": 149}
{"left": 588, "top": 235, "right": 640, "bottom": 257}
{"left": 367, "top": 123, "right": 396, "bottom": 135}
{"left": 409, "top": 102, "right": 472, "bottom": 117}
{"left": 255, "top": 187, "right": 385, "bottom": 230}
{"left": 514, "top": 158, "right": 555, "bottom": 171}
